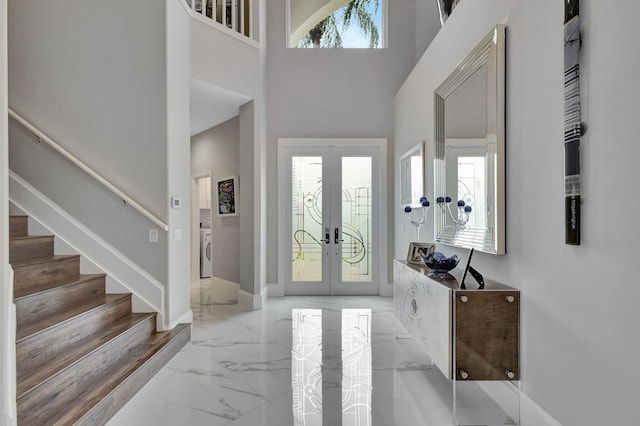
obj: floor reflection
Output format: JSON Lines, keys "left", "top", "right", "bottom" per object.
{"left": 291, "top": 309, "right": 323, "bottom": 426}
{"left": 342, "top": 309, "right": 372, "bottom": 426}
{"left": 108, "top": 296, "right": 515, "bottom": 426}
{"left": 291, "top": 308, "right": 373, "bottom": 426}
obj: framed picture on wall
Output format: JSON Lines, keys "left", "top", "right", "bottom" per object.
{"left": 216, "top": 176, "right": 238, "bottom": 216}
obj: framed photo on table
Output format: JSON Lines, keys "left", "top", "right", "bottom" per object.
{"left": 216, "top": 176, "right": 238, "bottom": 216}
{"left": 407, "top": 242, "right": 435, "bottom": 265}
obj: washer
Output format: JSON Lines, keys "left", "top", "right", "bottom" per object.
{"left": 200, "top": 228, "right": 212, "bottom": 278}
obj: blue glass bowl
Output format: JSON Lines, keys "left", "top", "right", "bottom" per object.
{"left": 423, "top": 252, "right": 460, "bottom": 273}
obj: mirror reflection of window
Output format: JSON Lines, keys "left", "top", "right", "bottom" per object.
{"left": 457, "top": 156, "right": 486, "bottom": 229}
{"left": 443, "top": 66, "right": 488, "bottom": 229}
{"left": 445, "top": 140, "right": 486, "bottom": 229}
{"left": 410, "top": 155, "right": 423, "bottom": 204}
{"left": 400, "top": 143, "right": 423, "bottom": 206}
{"left": 288, "top": 0, "right": 385, "bottom": 48}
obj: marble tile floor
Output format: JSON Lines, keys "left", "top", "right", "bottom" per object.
{"left": 107, "top": 296, "right": 514, "bottom": 426}
{"left": 191, "top": 277, "right": 239, "bottom": 306}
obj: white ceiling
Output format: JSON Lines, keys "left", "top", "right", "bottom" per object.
{"left": 190, "top": 79, "right": 252, "bottom": 136}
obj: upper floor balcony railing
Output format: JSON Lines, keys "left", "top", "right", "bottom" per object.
{"left": 186, "top": 0, "right": 252, "bottom": 40}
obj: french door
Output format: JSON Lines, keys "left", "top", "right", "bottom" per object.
{"left": 279, "top": 140, "right": 386, "bottom": 296}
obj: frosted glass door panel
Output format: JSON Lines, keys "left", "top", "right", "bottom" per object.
{"left": 292, "top": 157, "right": 323, "bottom": 282}
{"left": 341, "top": 157, "right": 373, "bottom": 283}
{"left": 283, "top": 142, "right": 382, "bottom": 296}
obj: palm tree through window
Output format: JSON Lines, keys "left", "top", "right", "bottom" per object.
{"left": 293, "top": 0, "right": 383, "bottom": 48}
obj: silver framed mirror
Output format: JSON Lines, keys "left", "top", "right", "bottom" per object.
{"left": 400, "top": 142, "right": 424, "bottom": 206}
{"left": 434, "top": 24, "right": 505, "bottom": 255}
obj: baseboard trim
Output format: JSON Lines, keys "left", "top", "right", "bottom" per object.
{"left": 238, "top": 286, "right": 268, "bottom": 310}
{"left": 267, "top": 282, "right": 284, "bottom": 297}
{"left": 380, "top": 282, "right": 393, "bottom": 297}
{"left": 213, "top": 277, "right": 241, "bottom": 290}
{"left": 168, "top": 309, "right": 193, "bottom": 330}
{"left": 261, "top": 285, "right": 268, "bottom": 307}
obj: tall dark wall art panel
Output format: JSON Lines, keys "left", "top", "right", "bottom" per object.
{"left": 564, "top": 0, "right": 582, "bottom": 245}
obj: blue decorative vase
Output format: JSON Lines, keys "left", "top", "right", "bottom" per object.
{"left": 423, "top": 252, "right": 459, "bottom": 273}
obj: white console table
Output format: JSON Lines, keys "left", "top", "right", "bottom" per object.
{"left": 393, "top": 260, "right": 519, "bottom": 382}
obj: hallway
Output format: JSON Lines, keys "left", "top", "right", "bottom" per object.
{"left": 107, "top": 296, "right": 511, "bottom": 425}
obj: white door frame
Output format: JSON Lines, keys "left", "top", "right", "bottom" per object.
{"left": 277, "top": 138, "right": 388, "bottom": 296}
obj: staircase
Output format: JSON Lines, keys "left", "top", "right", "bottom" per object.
{"left": 9, "top": 215, "right": 191, "bottom": 425}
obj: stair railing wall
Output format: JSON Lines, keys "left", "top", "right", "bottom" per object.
{"left": 7, "top": 109, "right": 168, "bottom": 232}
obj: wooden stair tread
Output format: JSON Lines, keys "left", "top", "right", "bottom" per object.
{"left": 50, "top": 324, "right": 190, "bottom": 425}
{"left": 10, "top": 254, "right": 78, "bottom": 268}
{"left": 9, "top": 234, "right": 52, "bottom": 241}
{"left": 17, "top": 312, "right": 156, "bottom": 399}
{"left": 16, "top": 293, "right": 129, "bottom": 342}
{"left": 10, "top": 212, "right": 188, "bottom": 425}
{"left": 14, "top": 273, "right": 105, "bottom": 300}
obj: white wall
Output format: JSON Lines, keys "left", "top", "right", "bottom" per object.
{"left": 394, "top": 1, "right": 640, "bottom": 424}
{"left": 191, "top": 117, "right": 241, "bottom": 284}
{"left": 8, "top": 0, "right": 169, "bottom": 283}
{"left": 1, "top": 0, "right": 16, "bottom": 422}
{"left": 191, "top": 15, "right": 260, "bottom": 98}
{"left": 9, "top": 0, "right": 168, "bottom": 220}
{"left": 414, "top": 0, "right": 442, "bottom": 63}
{"left": 166, "top": 0, "right": 193, "bottom": 327}
{"left": 266, "top": 0, "right": 424, "bottom": 285}
{"left": 238, "top": 101, "right": 257, "bottom": 297}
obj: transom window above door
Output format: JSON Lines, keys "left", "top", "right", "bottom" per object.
{"left": 288, "top": 0, "right": 385, "bottom": 48}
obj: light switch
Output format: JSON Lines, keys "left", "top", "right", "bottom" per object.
{"left": 174, "top": 228, "right": 183, "bottom": 241}
{"left": 149, "top": 228, "right": 158, "bottom": 243}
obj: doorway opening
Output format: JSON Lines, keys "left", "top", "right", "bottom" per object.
{"left": 190, "top": 173, "right": 239, "bottom": 306}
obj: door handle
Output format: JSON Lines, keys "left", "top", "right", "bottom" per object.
{"left": 322, "top": 227, "right": 330, "bottom": 244}
{"left": 334, "top": 228, "right": 344, "bottom": 244}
